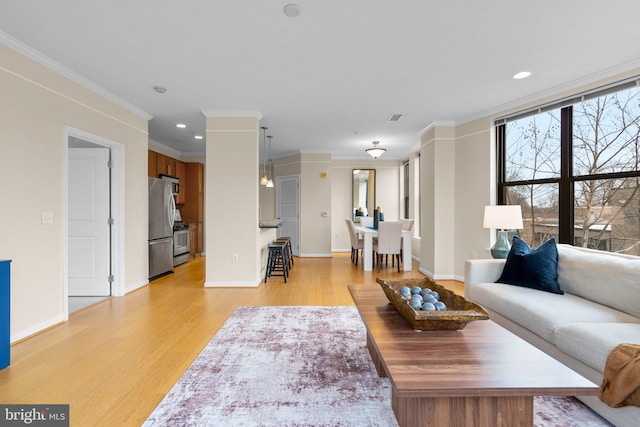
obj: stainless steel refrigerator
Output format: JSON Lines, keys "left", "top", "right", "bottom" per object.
{"left": 149, "top": 177, "right": 176, "bottom": 279}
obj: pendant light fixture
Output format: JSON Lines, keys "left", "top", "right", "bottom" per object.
{"left": 366, "top": 140, "right": 386, "bottom": 159}
{"left": 266, "top": 135, "right": 274, "bottom": 187}
{"left": 260, "top": 126, "right": 268, "bottom": 186}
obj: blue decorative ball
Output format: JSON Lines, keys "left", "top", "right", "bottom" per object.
{"left": 434, "top": 301, "right": 447, "bottom": 311}
{"left": 421, "top": 302, "right": 436, "bottom": 311}
{"left": 399, "top": 286, "right": 411, "bottom": 298}
{"left": 411, "top": 286, "right": 422, "bottom": 295}
{"left": 409, "top": 299, "right": 423, "bottom": 310}
{"left": 410, "top": 294, "right": 424, "bottom": 304}
{"left": 423, "top": 295, "right": 437, "bottom": 304}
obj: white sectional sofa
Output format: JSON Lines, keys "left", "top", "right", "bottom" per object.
{"left": 465, "top": 243, "right": 640, "bottom": 427}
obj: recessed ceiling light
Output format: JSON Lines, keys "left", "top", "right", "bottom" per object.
{"left": 153, "top": 86, "right": 167, "bottom": 94}
{"left": 513, "top": 71, "right": 532, "bottom": 80}
{"left": 176, "top": 123, "right": 186, "bottom": 129}
{"left": 283, "top": 4, "right": 301, "bottom": 17}
{"left": 194, "top": 135, "right": 204, "bottom": 140}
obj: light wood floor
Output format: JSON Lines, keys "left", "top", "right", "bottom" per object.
{"left": 0, "top": 253, "right": 462, "bottom": 426}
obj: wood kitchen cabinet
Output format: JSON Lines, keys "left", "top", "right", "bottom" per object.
{"left": 156, "top": 153, "right": 176, "bottom": 176}
{"left": 148, "top": 150, "right": 158, "bottom": 177}
{"left": 175, "top": 160, "right": 186, "bottom": 204}
{"left": 183, "top": 162, "right": 204, "bottom": 256}
{"left": 149, "top": 150, "right": 187, "bottom": 204}
{"left": 189, "top": 223, "right": 198, "bottom": 258}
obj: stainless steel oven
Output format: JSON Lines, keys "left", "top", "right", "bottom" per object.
{"left": 173, "top": 224, "right": 191, "bottom": 266}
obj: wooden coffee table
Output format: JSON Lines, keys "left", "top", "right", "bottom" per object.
{"left": 348, "top": 284, "right": 599, "bottom": 427}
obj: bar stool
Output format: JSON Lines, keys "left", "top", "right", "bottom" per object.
{"left": 275, "top": 236, "right": 293, "bottom": 268}
{"left": 264, "top": 241, "right": 289, "bottom": 283}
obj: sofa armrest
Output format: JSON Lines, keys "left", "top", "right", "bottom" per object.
{"left": 464, "top": 259, "right": 506, "bottom": 299}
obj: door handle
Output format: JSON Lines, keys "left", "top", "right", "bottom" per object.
{"left": 149, "top": 239, "right": 171, "bottom": 245}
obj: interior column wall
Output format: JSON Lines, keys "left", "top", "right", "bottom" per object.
{"left": 204, "top": 115, "right": 261, "bottom": 286}
{"left": 419, "top": 124, "right": 456, "bottom": 279}
{"left": 453, "top": 118, "right": 494, "bottom": 279}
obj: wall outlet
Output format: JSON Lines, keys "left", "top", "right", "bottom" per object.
{"left": 232, "top": 253, "right": 239, "bottom": 263}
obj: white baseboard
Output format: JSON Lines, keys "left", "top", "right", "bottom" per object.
{"left": 417, "top": 267, "right": 432, "bottom": 277}
{"left": 418, "top": 267, "right": 459, "bottom": 281}
{"left": 125, "top": 279, "right": 149, "bottom": 295}
{"left": 299, "top": 253, "right": 333, "bottom": 257}
{"left": 11, "top": 315, "right": 64, "bottom": 344}
{"left": 205, "top": 280, "right": 261, "bottom": 287}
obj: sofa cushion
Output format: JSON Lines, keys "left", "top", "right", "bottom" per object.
{"left": 497, "top": 237, "right": 563, "bottom": 294}
{"left": 557, "top": 244, "right": 640, "bottom": 317}
{"left": 468, "top": 282, "right": 640, "bottom": 343}
{"left": 554, "top": 323, "right": 640, "bottom": 373}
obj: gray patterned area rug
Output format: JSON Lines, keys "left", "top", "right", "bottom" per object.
{"left": 143, "top": 306, "right": 611, "bottom": 427}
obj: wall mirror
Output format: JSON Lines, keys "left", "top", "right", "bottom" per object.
{"left": 352, "top": 169, "right": 375, "bottom": 222}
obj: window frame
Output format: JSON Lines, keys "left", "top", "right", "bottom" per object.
{"left": 497, "top": 78, "right": 640, "bottom": 247}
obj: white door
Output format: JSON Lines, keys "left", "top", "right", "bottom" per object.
{"left": 277, "top": 175, "right": 300, "bottom": 256}
{"left": 68, "top": 148, "right": 111, "bottom": 296}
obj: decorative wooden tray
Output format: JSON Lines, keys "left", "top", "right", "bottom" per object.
{"left": 376, "top": 277, "right": 489, "bottom": 331}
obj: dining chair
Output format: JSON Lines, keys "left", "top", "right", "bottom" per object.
{"left": 402, "top": 219, "right": 415, "bottom": 231}
{"left": 360, "top": 216, "right": 374, "bottom": 228}
{"left": 373, "top": 221, "right": 403, "bottom": 272}
{"left": 401, "top": 219, "right": 415, "bottom": 260}
{"left": 345, "top": 219, "right": 364, "bottom": 265}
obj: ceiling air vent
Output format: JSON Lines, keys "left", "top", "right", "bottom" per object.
{"left": 387, "top": 113, "right": 402, "bottom": 122}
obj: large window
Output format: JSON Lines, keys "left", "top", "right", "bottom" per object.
{"left": 497, "top": 80, "right": 640, "bottom": 255}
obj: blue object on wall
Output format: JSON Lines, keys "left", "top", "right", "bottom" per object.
{"left": 1, "top": 259, "right": 10, "bottom": 370}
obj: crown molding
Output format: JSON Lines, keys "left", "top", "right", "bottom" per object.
{"left": 457, "top": 58, "right": 640, "bottom": 125}
{"left": 0, "top": 30, "right": 153, "bottom": 121}
{"left": 418, "top": 120, "right": 456, "bottom": 136}
{"left": 202, "top": 110, "right": 263, "bottom": 120}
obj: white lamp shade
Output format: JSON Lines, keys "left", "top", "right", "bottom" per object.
{"left": 483, "top": 205, "right": 523, "bottom": 230}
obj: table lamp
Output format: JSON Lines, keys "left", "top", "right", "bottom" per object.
{"left": 483, "top": 205, "right": 523, "bottom": 259}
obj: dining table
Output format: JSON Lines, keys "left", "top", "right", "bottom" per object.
{"left": 355, "top": 225, "right": 412, "bottom": 272}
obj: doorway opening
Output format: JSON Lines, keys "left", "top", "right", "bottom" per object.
{"left": 276, "top": 174, "right": 300, "bottom": 256}
{"left": 64, "top": 128, "right": 125, "bottom": 318}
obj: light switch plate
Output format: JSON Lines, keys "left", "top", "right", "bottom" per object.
{"left": 41, "top": 211, "right": 54, "bottom": 224}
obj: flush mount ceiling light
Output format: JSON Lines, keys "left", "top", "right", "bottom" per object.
{"left": 283, "top": 3, "right": 301, "bottom": 17}
{"left": 176, "top": 123, "right": 186, "bottom": 129}
{"left": 366, "top": 141, "right": 386, "bottom": 159}
{"left": 513, "top": 71, "right": 532, "bottom": 80}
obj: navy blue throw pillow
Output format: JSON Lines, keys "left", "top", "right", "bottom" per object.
{"left": 496, "top": 236, "right": 563, "bottom": 294}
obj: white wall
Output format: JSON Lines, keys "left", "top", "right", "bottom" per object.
{"left": 331, "top": 159, "right": 403, "bottom": 252}
{"left": 204, "top": 115, "right": 261, "bottom": 286}
{"left": 0, "top": 43, "right": 150, "bottom": 341}
{"left": 419, "top": 125, "right": 456, "bottom": 279}
{"left": 453, "top": 118, "right": 494, "bottom": 279}
{"left": 300, "top": 154, "right": 333, "bottom": 256}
